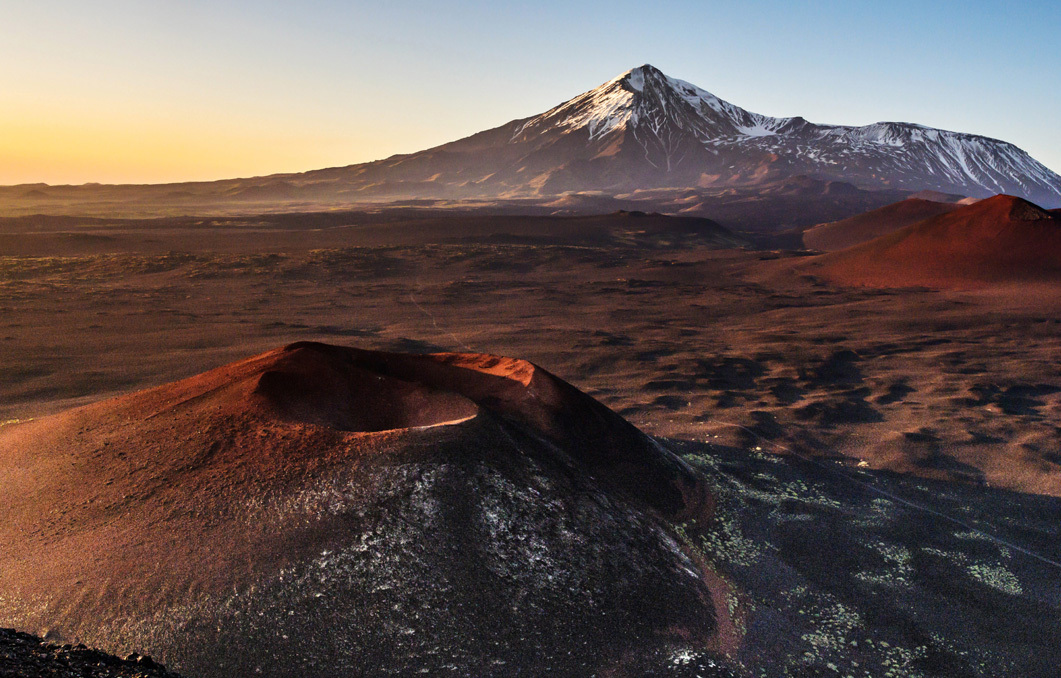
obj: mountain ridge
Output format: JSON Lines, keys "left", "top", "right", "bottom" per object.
{"left": 2, "top": 65, "right": 1059, "bottom": 209}
{"left": 281, "top": 64, "right": 1059, "bottom": 204}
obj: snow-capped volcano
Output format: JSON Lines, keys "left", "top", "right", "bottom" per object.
{"left": 311, "top": 64, "right": 1058, "bottom": 205}
{"left": 512, "top": 65, "right": 798, "bottom": 149}
{"left": 482, "top": 64, "right": 1060, "bottom": 204}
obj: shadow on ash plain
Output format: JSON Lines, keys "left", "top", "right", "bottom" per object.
{"left": 671, "top": 437, "right": 1061, "bottom": 678}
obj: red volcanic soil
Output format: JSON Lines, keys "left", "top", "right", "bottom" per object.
{"left": 0, "top": 342, "right": 728, "bottom": 677}
{"left": 802, "top": 197, "right": 960, "bottom": 251}
{"left": 810, "top": 194, "right": 1061, "bottom": 287}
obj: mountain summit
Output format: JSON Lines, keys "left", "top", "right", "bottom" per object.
{"left": 301, "top": 64, "right": 1060, "bottom": 205}
{"left": 510, "top": 64, "right": 796, "bottom": 170}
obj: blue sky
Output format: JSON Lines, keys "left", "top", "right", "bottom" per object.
{"left": 1, "top": 0, "right": 1058, "bottom": 184}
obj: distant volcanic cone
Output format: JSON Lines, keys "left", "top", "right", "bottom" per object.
{"left": 811, "top": 194, "right": 1061, "bottom": 287}
{"left": 0, "top": 342, "right": 736, "bottom": 677}
{"left": 802, "top": 197, "right": 961, "bottom": 252}
{"left": 272, "top": 64, "right": 1061, "bottom": 205}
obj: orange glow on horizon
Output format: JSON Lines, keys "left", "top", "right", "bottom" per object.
{"left": 0, "top": 104, "right": 437, "bottom": 186}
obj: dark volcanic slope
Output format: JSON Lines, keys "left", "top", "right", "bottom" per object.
{"left": 0, "top": 209, "right": 747, "bottom": 255}
{"left": 675, "top": 440, "right": 1061, "bottom": 678}
{"left": 370, "top": 209, "right": 748, "bottom": 248}
{"left": 0, "top": 343, "right": 736, "bottom": 678}
{"left": 0, "top": 628, "right": 182, "bottom": 678}
{"left": 802, "top": 197, "right": 961, "bottom": 251}
{"left": 811, "top": 195, "right": 1061, "bottom": 287}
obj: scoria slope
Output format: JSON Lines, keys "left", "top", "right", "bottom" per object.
{"left": 0, "top": 342, "right": 736, "bottom": 678}
{"left": 802, "top": 197, "right": 962, "bottom": 251}
{"left": 811, "top": 194, "right": 1061, "bottom": 287}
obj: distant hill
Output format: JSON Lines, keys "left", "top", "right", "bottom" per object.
{"left": 803, "top": 197, "right": 961, "bottom": 251}
{"left": 905, "top": 189, "right": 967, "bottom": 202}
{"left": 812, "top": 194, "right": 1061, "bottom": 287}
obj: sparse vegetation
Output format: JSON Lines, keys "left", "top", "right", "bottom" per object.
{"left": 674, "top": 438, "right": 1058, "bottom": 677}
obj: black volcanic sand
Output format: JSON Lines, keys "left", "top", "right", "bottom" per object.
{"left": 7, "top": 435, "right": 1060, "bottom": 678}
{"left": 1, "top": 213, "right": 1059, "bottom": 497}
{"left": 673, "top": 439, "right": 1061, "bottom": 677}
{"left": 0, "top": 628, "right": 181, "bottom": 678}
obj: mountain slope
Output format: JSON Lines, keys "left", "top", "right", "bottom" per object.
{"left": 2, "top": 65, "right": 1058, "bottom": 212}
{"left": 292, "top": 65, "right": 1061, "bottom": 205}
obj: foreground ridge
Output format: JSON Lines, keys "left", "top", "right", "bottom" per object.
{"left": 0, "top": 628, "right": 182, "bottom": 678}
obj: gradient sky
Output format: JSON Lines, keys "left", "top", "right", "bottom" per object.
{"left": 2, "top": 0, "right": 1059, "bottom": 185}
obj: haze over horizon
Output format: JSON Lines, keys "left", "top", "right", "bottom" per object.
{"left": 3, "top": 0, "right": 1059, "bottom": 186}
